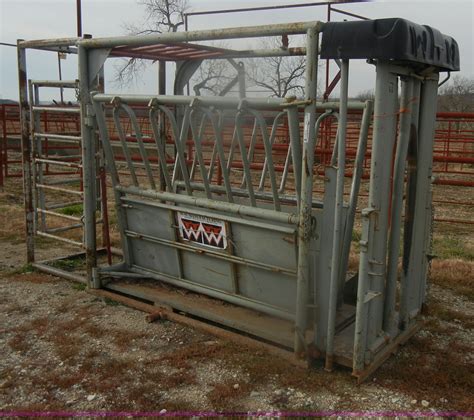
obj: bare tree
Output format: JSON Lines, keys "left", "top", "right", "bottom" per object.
{"left": 246, "top": 38, "right": 306, "bottom": 98}
{"left": 115, "top": 0, "right": 188, "bottom": 86}
{"left": 355, "top": 89, "right": 375, "bottom": 102}
{"left": 124, "top": 0, "right": 187, "bottom": 34}
{"left": 438, "top": 75, "right": 474, "bottom": 112}
{"left": 191, "top": 58, "right": 235, "bottom": 96}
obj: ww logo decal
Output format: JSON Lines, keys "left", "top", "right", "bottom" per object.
{"left": 177, "top": 212, "right": 227, "bottom": 250}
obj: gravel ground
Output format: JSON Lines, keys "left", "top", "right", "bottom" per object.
{"left": 1, "top": 244, "right": 472, "bottom": 414}
{"left": 1, "top": 181, "right": 473, "bottom": 414}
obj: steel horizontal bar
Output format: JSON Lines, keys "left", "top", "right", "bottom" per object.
{"left": 18, "top": 38, "right": 79, "bottom": 49}
{"left": 37, "top": 208, "right": 82, "bottom": 221}
{"left": 44, "top": 223, "right": 82, "bottom": 234}
{"left": 120, "top": 196, "right": 296, "bottom": 234}
{"left": 32, "top": 262, "right": 87, "bottom": 284}
{"left": 42, "top": 177, "right": 81, "bottom": 186}
{"left": 36, "top": 231, "right": 83, "bottom": 247}
{"left": 36, "top": 184, "right": 84, "bottom": 196}
{"left": 93, "top": 93, "right": 366, "bottom": 111}
{"left": 112, "top": 47, "right": 309, "bottom": 61}
{"left": 116, "top": 185, "right": 298, "bottom": 225}
{"left": 125, "top": 229, "right": 297, "bottom": 276}
{"left": 80, "top": 21, "right": 324, "bottom": 49}
{"left": 30, "top": 80, "right": 78, "bottom": 88}
{"left": 34, "top": 158, "right": 82, "bottom": 169}
{"left": 35, "top": 133, "right": 81, "bottom": 142}
{"left": 185, "top": 2, "right": 340, "bottom": 16}
{"left": 32, "top": 106, "right": 80, "bottom": 114}
{"left": 173, "top": 180, "right": 324, "bottom": 209}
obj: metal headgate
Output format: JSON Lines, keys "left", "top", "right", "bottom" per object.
{"left": 18, "top": 18, "right": 460, "bottom": 380}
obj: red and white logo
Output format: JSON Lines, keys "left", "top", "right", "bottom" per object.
{"left": 177, "top": 212, "right": 227, "bottom": 249}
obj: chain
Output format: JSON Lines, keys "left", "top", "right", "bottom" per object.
{"left": 75, "top": 82, "right": 81, "bottom": 102}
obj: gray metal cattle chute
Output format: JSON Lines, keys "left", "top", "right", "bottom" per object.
{"left": 75, "top": 18, "right": 459, "bottom": 379}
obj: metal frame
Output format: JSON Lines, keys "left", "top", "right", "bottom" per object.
{"left": 17, "top": 19, "right": 450, "bottom": 381}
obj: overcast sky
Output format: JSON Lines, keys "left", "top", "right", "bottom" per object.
{"left": 0, "top": 0, "right": 473, "bottom": 101}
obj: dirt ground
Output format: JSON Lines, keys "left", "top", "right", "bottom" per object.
{"left": 1, "top": 175, "right": 473, "bottom": 415}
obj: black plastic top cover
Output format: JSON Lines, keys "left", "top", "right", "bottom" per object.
{"left": 320, "top": 18, "right": 460, "bottom": 71}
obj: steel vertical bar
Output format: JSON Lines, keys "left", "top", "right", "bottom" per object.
{"left": 99, "top": 167, "right": 112, "bottom": 265}
{"left": 17, "top": 44, "right": 35, "bottom": 263}
{"left": 76, "top": 0, "right": 83, "bottom": 37}
{"left": 235, "top": 112, "right": 256, "bottom": 207}
{"left": 189, "top": 108, "right": 212, "bottom": 198}
{"left": 121, "top": 103, "right": 156, "bottom": 189}
{"left": 240, "top": 119, "right": 258, "bottom": 188}
{"left": 113, "top": 106, "right": 139, "bottom": 187}
{"left": 279, "top": 142, "right": 293, "bottom": 194}
{"left": 78, "top": 45, "right": 97, "bottom": 286}
{"left": 149, "top": 107, "right": 173, "bottom": 191}
{"left": 400, "top": 79, "right": 421, "bottom": 323}
{"left": 294, "top": 26, "right": 319, "bottom": 354}
{"left": 325, "top": 59, "right": 349, "bottom": 371}
{"left": 416, "top": 77, "right": 439, "bottom": 308}
{"left": 383, "top": 78, "right": 414, "bottom": 335}
{"left": 189, "top": 113, "right": 207, "bottom": 180}
{"left": 365, "top": 62, "right": 399, "bottom": 348}
{"left": 259, "top": 111, "right": 286, "bottom": 191}
{"left": 0, "top": 105, "right": 5, "bottom": 188}
{"left": 287, "top": 106, "right": 302, "bottom": 204}
{"left": 401, "top": 74, "right": 440, "bottom": 326}
{"left": 28, "top": 81, "right": 38, "bottom": 233}
{"left": 31, "top": 83, "right": 47, "bottom": 232}
{"left": 337, "top": 99, "right": 373, "bottom": 306}
{"left": 353, "top": 207, "right": 375, "bottom": 374}
{"left": 169, "top": 105, "right": 193, "bottom": 194}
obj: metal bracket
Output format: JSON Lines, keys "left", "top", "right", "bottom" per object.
{"left": 363, "top": 290, "right": 382, "bottom": 303}
{"left": 88, "top": 48, "right": 111, "bottom": 87}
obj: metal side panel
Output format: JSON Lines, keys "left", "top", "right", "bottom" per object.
{"left": 124, "top": 202, "right": 181, "bottom": 277}
{"left": 118, "top": 193, "right": 317, "bottom": 317}
{"left": 231, "top": 221, "right": 298, "bottom": 312}
{"left": 180, "top": 252, "right": 235, "bottom": 293}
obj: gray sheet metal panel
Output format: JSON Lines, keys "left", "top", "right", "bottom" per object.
{"left": 237, "top": 268, "right": 297, "bottom": 314}
{"left": 180, "top": 252, "right": 235, "bottom": 293}
{"left": 231, "top": 223, "right": 296, "bottom": 270}
{"left": 383, "top": 78, "right": 414, "bottom": 336}
{"left": 365, "top": 62, "right": 399, "bottom": 347}
{"left": 124, "top": 203, "right": 181, "bottom": 277}
{"left": 119, "top": 191, "right": 315, "bottom": 316}
{"left": 129, "top": 238, "right": 180, "bottom": 278}
{"left": 401, "top": 75, "right": 439, "bottom": 325}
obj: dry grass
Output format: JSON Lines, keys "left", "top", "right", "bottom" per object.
{"left": 8, "top": 272, "right": 56, "bottom": 284}
{"left": 425, "top": 300, "right": 474, "bottom": 329}
{"left": 430, "top": 259, "right": 474, "bottom": 299}
{"left": 377, "top": 333, "right": 473, "bottom": 412}
{"left": 109, "top": 328, "right": 148, "bottom": 350}
{"left": 207, "top": 381, "right": 251, "bottom": 410}
{"left": 0, "top": 204, "right": 25, "bottom": 242}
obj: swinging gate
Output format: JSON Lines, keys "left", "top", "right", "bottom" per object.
{"left": 18, "top": 18, "right": 459, "bottom": 380}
